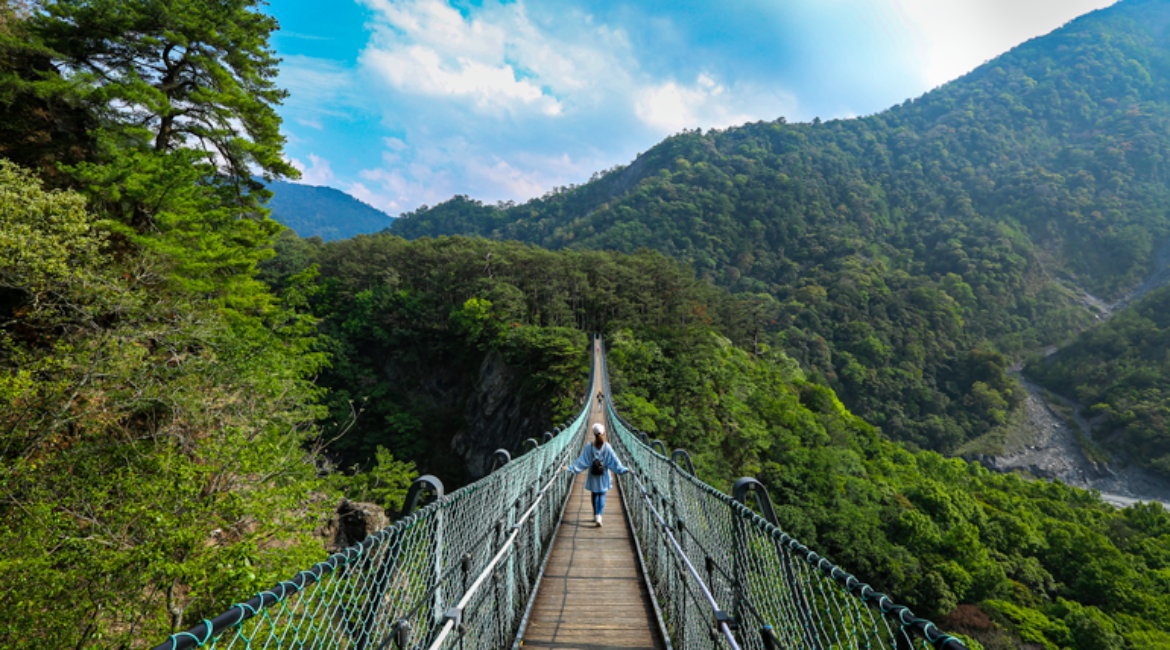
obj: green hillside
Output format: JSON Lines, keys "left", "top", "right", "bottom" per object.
{"left": 393, "top": 0, "right": 1170, "bottom": 455}
{"left": 0, "top": 2, "right": 335, "bottom": 645}
{"left": 264, "top": 231, "right": 1170, "bottom": 649}
{"left": 1027, "top": 284, "right": 1170, "bottom": 474}
{"left": 6, "top": 0, "right": 1170, "bottom": 646}
{"left": 265, "top": 180, "right": 394, "bottom": 241}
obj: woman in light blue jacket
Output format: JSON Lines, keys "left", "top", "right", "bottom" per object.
{"left": 564, "top": 423, "right": 629, "bottom": 526}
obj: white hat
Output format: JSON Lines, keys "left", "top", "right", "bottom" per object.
{"left": 592, "top": 423, "right": 605, "bottom": 436}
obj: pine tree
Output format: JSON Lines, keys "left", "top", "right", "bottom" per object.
{"left": 11, "top": 0, "right": 300, "bottom": 310}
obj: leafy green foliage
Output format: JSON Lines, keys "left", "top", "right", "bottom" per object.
{"left": 266, "top": 225, "right": 1170, "bottom": 647}
{"left": 393, "top": 0, "right": 1170, "bottom": 453}
{"left": 0, "top": 4, "right": 347, "bottom": 646}
{"left": 0, "top": 162, "right": 328, "bottom": 648}
{"left": 327, "top": 446, "right": 419, "bottom": 514}
{"left": 32, "top": 0, "right": 296, "bottom": 185}
{"left": 2, "top": 0, "right": 299, "bottom": 313}
{"left": 602, "top": 302, "right": 1170, "bottom": 648}
{"left": 261, "top": 232, "right": 756, "bottom": 480}
{"left": 1026, "top": 284, "right": 1170, "bottom": 476}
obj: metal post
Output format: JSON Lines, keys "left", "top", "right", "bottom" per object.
{"left": 489, "top": 449, "right": 511, "bottom": 474}
{"left": 492, "top": 518, "right": 504, "bottom": 637}
{"left": 733, "top": 478, "right": 821, "bottom": 650}
{"left": 434, "top": 506, "right": 445, "bottom": 627}
{"left": 731, "top": 502, "right": 746, "bottom": 639}
{"left": 506, "top": 500, "right": 517, "bottom": 627}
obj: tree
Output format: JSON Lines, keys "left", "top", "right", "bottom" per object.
{"left": 0, "top": 159, "right": 328, "bottom": 648}
{"left": 32, "top": 0, "right": 296, "bottom": 195}
{"left": 0, "top": 0, "right": 97, "bottom": 182}
{"left": 13, "top": 0, "right": 299, "bottom": 309}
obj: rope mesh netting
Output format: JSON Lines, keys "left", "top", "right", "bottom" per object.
{"left": 599, "top": 344, "right": 965, "bottom": 650}
{"left": 153, "top": 361, "right": 594, "bottom": 650}
{"left": 155, "top": 337, "right": 965, "bottom": 650}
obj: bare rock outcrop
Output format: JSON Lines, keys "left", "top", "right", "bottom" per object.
{"left": 320, "top": 499, "right": 389, "bottom": 552}
{"left": 969, "top": 376, "right": 1170, "bottom": 509}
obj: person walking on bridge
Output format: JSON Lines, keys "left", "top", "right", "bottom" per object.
{"left": 564, "top": 423, "right": 628, "bottom": 527}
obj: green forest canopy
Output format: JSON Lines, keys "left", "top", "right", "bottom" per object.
{"left": 393, "top": 0, "right": 1170, "bottom": 462}
{"left": 0, "top": 2, "right": 339, "bottom": 646}
{"left": 4, "top": 0, "right": 1170, "bottom": 648}
{"left": 265, "top": 231, "right": 1170, "bottom": 650}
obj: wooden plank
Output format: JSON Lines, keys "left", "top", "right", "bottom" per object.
{"left": 521, "top": 350, "right": 664, "bottom": 650}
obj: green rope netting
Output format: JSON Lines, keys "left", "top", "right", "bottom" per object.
{"left": 598, "top": 343, "right": 965, "bottom": 650}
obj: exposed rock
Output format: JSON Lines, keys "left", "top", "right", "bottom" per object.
{"left": 382, "top": 349, "right": 557, "bottom": 482}
{"left": 974, "top": 375, "right": 1170, "bottom": 510}
{"left": 452, "top": 350, "right": 551, "bottom": 478}
{"left": 323, "top": 499, "right": 388, "bottom": 552}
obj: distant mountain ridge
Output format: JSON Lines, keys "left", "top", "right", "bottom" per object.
{"left": 266, "top": 180, "right": 393, "bottom": 241}
{"left": 391, "top": 0, "right": 1170, "bottom": 459}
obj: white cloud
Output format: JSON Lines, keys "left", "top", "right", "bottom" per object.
{"left": 466, "top": 157, "right": 546, "bottom": 199}
{"left": 893, "top": 0, "right": 1118, "bottom": 87}
{"left": 345, "top": 182, "right": 398, "bottom": 213}
{"left": 358, "top": 0, "right": 571, "bottom": 116}
{"left": 635, "top": 73, "right": 792, "bottom": 135}
{"left": 363, "top": 45, "right": 561, "bottom": 114}
{"left": 334, "top": 0, "right": 798, "bottom": 210}
{"left": 357, "top": 164, "right": 455, "bottom": 213}
{"left": 277, "top": 55, "right": 365, "bottom": 128}
{"left": 290, "top": 153, "right": 336, "bottom": 186}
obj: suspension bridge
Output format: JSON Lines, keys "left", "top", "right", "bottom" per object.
{"left": 153, "top": 337, "right": 967, "bottom": 650}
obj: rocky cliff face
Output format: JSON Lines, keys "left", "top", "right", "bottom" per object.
{"left": 451, "top": 350, "right": 555, "bottom": 478}
{"left": 384, "top": 349, "right": 560, "bottom": 484}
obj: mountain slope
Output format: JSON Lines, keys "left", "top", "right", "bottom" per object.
{"left": 263, "top": 230, "right": 1170, "bottom": 649}
{"left": 266, "top": 180, "right": 393, "bottom": 241}
{"left": 393, "top": 0, "right": 1170, "bottom": 454}
{"left": 1027, "top": 283, "right": 1170, "bottom": 474}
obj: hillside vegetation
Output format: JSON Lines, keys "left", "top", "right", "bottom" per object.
{"left": 5, "top": 0, "right": 1170, "bottom": 648}
{"left": 258, "top": 233, "right": 758, "bottom": 480}
{"left": 265, "top": 179, "right": 394, "bottom": 241}
{"left": 264, "top": 230, "right": 1170, "bottom": 650}
{"left": 0, "top": 2, "right": 351, "bottom": 646}
{"left": 1027, "top": 284, "right": 1170, "bottom": 475}
{"left": 394, "top": 0, "right": 1170, "bottom": 457}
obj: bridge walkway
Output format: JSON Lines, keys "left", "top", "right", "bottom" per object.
{"left": 521, "top": 345, "right": 664, "bottom": 650}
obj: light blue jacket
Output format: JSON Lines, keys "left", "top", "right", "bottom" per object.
{"left": 568, "top": 442, "right": 628, "bottom": 493}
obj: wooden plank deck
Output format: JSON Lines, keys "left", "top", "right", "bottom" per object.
{"left": 521, "top": 346, "right": 664, "bottom": 650}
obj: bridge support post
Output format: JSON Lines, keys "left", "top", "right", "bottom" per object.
{"left": 730, "top": 503, "right": 746, "bottom": 649}
{"left": 506, "top": 498, "right": 517, "bottom": 631}
{"left": 489, "top": 449, "right": 511, "bottom": 474}
{"left": 492, "top": 518, "right": 505, "bottom": 641}
{"left": 733, "top": 478, "right": 822, "bottom": 650}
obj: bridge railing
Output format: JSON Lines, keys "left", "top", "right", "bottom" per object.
{"left": 152, "top": 341, "right": 598, "bottom": 650}
{"left": 599, "top": 341, "right": 965, "bottom": 650}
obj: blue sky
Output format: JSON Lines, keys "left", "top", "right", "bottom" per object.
{"left": 267, "top": 0, "right": 1117, "bottom": 215}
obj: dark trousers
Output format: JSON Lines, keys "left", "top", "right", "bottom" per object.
{"left": 591, "top": 491, "right": 607, "bottom": 515}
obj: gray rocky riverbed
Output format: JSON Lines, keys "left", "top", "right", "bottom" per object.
{"left": 965, "top": 376, "right": 1170, "bottom": 510}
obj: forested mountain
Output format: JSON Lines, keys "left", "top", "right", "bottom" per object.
{"left": 258, "top": 233, "right": 760, "bottom": 481}
{"left": 265, "top": 180, "right": 394, "bottom": 241}
{"left": 263, "top": 231, "right": 1170, "bottom": 649}
{"left": 6, "top": 0, "right": 1170, "bottom": 648}
{"left": 394, "top": 0, "right": 1170, "bottom": 460}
